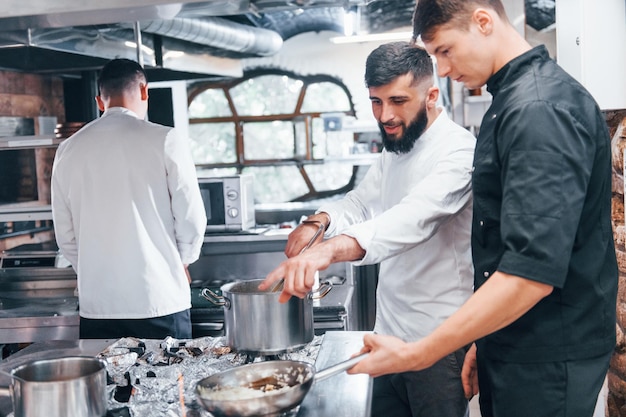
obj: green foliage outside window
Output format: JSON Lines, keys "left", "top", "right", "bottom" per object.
{"left": 231, "top": 75, "right": 303, "bottom": 116}
{"left": 188, "top": 88, "right": 231, "bottom": 118}
{"left": 301, "top": 82, "right": 351, "bottom": 113}
{"left": 188, "top": 122, "right": 236, "bottom": 164}
{"left": 188, "top": 70, "right": 359, "bottom": 204}
{"left": 243, "top": 121, "right": 295, "bottom": 160}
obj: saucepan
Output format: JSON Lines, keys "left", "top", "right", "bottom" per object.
{"left": 201, "top": 278, "right": 332, "bottom": 355}
{"left": 0, "top": 356, "right": 108, "bottom": 417}
{"left": 195, "top": 353, "right": 367, "bottom": 417}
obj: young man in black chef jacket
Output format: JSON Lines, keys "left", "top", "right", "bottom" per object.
{"left": 347, "top": 2, "right": 618, "bottom": 417}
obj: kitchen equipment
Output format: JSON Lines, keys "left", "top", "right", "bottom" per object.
{"left": 201, "top": 279, "right": 331, "bottom": 354}
{"left": 0, "top": 356, "right": 108, "bottom": 417}
{"left": 195, "top": 353, "right": 368, "bottom": 417}
{"left": 198, "top": 174, "right": 256, "bottom": 233}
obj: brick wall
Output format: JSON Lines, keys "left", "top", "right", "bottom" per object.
{"left": 0, "top": 71, "right": 64, "bottom": 120}
{"left": 607, "top": 110, "right": 626, "bottom": 416}
{"left": 0, "top": 70, "right": 65, "bottom": 250}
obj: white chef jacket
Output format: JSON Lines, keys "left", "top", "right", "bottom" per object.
{"left": 319, "top": 110, "right": 475, "bottom": 341}
{"left": 51, "top": 107, "right": 207, "bottom": 319}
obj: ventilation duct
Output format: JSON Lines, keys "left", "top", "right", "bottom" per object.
{"left": 132, "top": 17, "right": 283, "bottom": 56}
{"left": 0, "top": 15, "right": 285, "bottom": 77}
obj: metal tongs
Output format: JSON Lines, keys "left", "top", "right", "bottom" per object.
{"left": 270, "top": 220, "right": 326, "bottom": 293}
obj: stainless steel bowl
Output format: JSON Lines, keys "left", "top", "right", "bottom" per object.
{"left": 3, "top": 356, "right": 107, "bottom": 417}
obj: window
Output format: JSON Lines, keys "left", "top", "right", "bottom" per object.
{"left": 188, "top": 70, "right": 362, "bottom": 204}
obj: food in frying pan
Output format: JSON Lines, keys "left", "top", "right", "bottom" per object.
{"left": 197, "top": 365, "right": 310, "bottom": 401}
{"left": 198, "top": 383, "right": 294, "bottom": 401}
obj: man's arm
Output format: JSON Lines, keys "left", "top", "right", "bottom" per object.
{"left": 259, "top": 234, "right": 365, "bottom": 303}
{"left": 51, "top": 152, "right": 79, "bottom": 269}
{"left": 283, "top": 212, "right": 331, "bottom": 258}
{"left": 164, "top": 129, "right": 207, "bottom": 264}
{"left": 348, "top": 271, "right": 553, "bottom": 376}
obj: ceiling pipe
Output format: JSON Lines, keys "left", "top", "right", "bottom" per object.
{"left": 132, "top": 16, "right": 283, "bottom": 56}
{"left": 133, "top": 21, "right": 144, "bottom": 66}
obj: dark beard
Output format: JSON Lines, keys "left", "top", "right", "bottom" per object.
{"left": 379, "top": 105, "right": 428, "bottom": 154}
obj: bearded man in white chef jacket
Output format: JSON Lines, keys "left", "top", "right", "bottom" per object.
{"left": 51, "top": 58, "right": 207, "bottom": 339}
{"left": 261, "top": 42, "right": 475, "bottom": 417}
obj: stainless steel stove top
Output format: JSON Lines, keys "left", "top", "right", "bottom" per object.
{"left": 97, "top": 335, "right": 324, "bottom": 417}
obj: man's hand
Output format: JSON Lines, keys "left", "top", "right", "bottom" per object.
{"left": 260, "top": 234, "right": 364, "bottom": 303}
{"left": 347, "top": 333, "right": 427, "bottom": 378}
{"left": 461, "top": 343, "right": 479, "bottom": 399}
{"left": 259, "top": 252, "right": 323, "bottom": 303}
{"left": 284, "top": 213, "right": 329, "bottom": 257}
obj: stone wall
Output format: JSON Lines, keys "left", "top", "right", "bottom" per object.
{"left": 607, "top": 109, "right": 626, "bottom": 416}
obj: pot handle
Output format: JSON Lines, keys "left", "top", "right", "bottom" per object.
{"left": 310, "top": 280, "right": 332, "bottom": 300}
{"left": 200, "top": 288, "right": 226, "bottom": 306}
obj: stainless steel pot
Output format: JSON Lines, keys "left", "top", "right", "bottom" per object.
{"left": 0, "top": 356, "right": 108, "bottom": 417}
{"left": 202, "top": 279, "right": 331, "bottom": 355}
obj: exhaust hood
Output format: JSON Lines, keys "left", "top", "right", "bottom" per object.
{"left": 0, "top": 0, "right": 364, "bottom": 79}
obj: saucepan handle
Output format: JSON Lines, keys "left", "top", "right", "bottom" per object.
{"left": 200, "top": 288, "right": 226, "bottom": 306}
{"left": 314, "top": 352, "right": 369, "bottom": 382}
{"left": 310, "top": 280, "right": 332, "bottom": 300}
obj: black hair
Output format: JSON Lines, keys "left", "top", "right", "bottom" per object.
{"left": 412, "top": 0, "right": 508, "bottom": 42}
{"left": 97, "top": 58, "right": 147, "bottom": 98}
{"left": 364, "top": 41, "right": 433, "bottom": 89}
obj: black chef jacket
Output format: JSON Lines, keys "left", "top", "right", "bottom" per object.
{"left": 472, "top": 45, "right": 618, "bottom": 363}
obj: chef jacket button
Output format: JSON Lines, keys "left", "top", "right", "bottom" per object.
{"left": 484, "top": 271, "right": 490, "bottom": 278}
{"left": 479, "top": 220, "right": 484, "bottom": 226}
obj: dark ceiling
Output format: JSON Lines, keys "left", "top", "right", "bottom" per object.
{"left": 0, "top": 0, "right": 555, "bottom": 80}
{"left": 234, "top": 0, "right": 554, "bottom": 40}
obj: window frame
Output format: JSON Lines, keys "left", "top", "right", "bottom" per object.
{"left": 187, "top": 69, "right": 359, "bottom": 202}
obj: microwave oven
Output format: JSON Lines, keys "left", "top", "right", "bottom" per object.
{"left": 198, "top": 174, "right": 256, "bottom": 233}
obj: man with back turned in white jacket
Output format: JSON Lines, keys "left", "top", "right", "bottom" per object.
{"left": 52, "top": 58, "right": 207, "bottom": 339}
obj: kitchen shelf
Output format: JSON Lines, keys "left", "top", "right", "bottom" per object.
{"left": 0, "top": 135, "right": 62, "bottom": 150}
{"left": 0, "top": 204, "right": 53, "bottom": 222}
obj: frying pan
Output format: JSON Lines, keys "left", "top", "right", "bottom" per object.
{"left": 195, "top": 353, "right": 367, "bottom": 416}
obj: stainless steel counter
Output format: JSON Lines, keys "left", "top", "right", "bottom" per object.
{"left": 0, "top": 315, "right": 78, "bottom": 344}
{"left": 0, "top": 331, "right": 372, "bottom": 417}
{"left": 297, "top": 331, "right": 372, "bottom": 417}
{"left": 0, "top": 261, "right": 79, "bottom": 344}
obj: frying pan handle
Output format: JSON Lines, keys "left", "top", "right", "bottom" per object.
{"left": 314, "top": 352, "right": 369, "bottom": 382}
